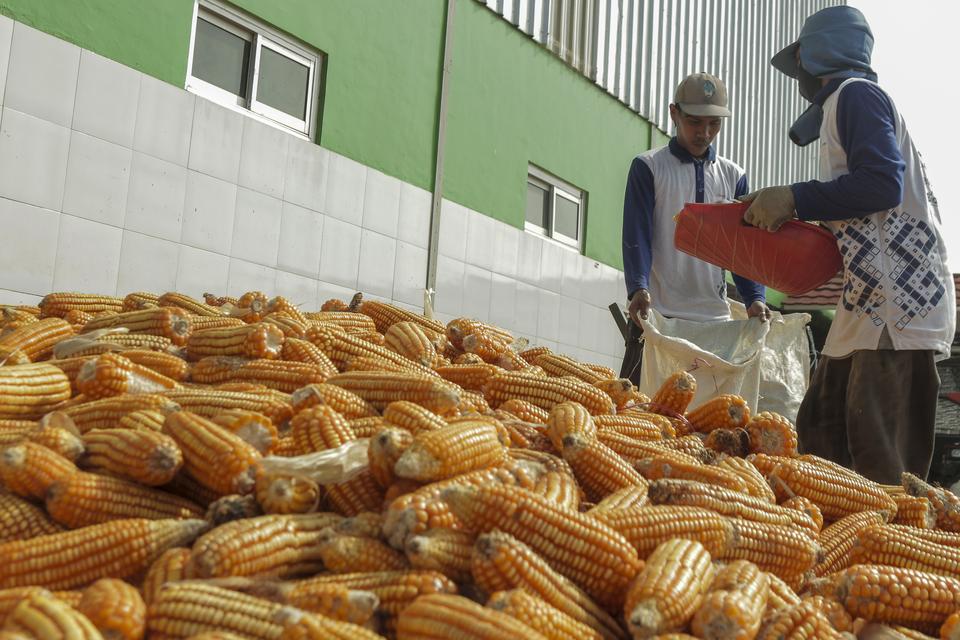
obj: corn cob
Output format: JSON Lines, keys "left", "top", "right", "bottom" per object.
{"left": 163, "top": 410, "right": 262, "bottom": 496}
{"left": 305, "top": 311, "right": 377, "bottom": 335}
{"left": 186, "top": 323, "right": 285, "bottom": 361}
{"left": 0, "top": 492, "right": 64, "bottom": 542}
{"left": 0, "top": 317, "right": 74, "bottom": 363}
{"left": 545, "top": 401, "right": 597, "bottom": 450}
{"left": 368, "top": 427, "right": 413, "bottom": 488}
{"left": 403, "top": 528, "right": 473, "bottom": 583}
{"left": 588, "top": 484, "right": 650, "bottom": 512}
{"left": 201, "top": 292, "right": 237, "bottom": 307}
{"left": 142, "top": 547, "right": 194, "bottom": 605}
{"left": 395, "top": 592, "right": 545, "bottom": 640}
{"left": 434, "top": 363, "right": 500, "bottom": 392}
{"left": 531, "top": 469, "right": 583, "bottom": 513}
{"left": 381, "top": 400, "right": 444, "bottom": 435}
{"left": 799, "top": 594, "right": 854, "bottom": 633}
{"left": 885, "top": 524, "right": 960, "bottom": 549}
{"left": 76, "top": 352, "right": 179, "bottom": 399}
{"left": 442, "top": 483, "right": 641, "bottom": 610}
{"left": 166, "top": 388, "right": 293, "bottom": 426}
{"left": 756, "top": 600, "right": 844, "bottom": 640}
{"left": 0, "top": 442, "right": 77, "bottom": 500}
{"left": 701, "top": 427, "right": 750, "bottom": 457}
{"left": 0, "top": 517, "right": 206, "bottom": 589}
{"left": 274, "top": 606, "right": 384, "bottom": 640}
{"left": 690, "top": 560, "right": 769, "bottom": 640}
{"left": 485, "top": 371, "right": 616, "bottom": 415}
{"left": 498, "top": 398, "right": 550, "bottom": 423}
{"left": 191, "top": 356, "right": 332, "bottom": 393}
{"left": 646, "top": 479, "right": 819, "bottom": 537}
{"left": 63, "top": 393, "right": 177, "bottom": 433}
{"left": 63, "top": 308, "right": 94, "bottom": 329}
{"left": 560, "top": 432, "right": 647, "bottom": 503}
{"left": 355, "top": 300, "right": 443, "bottom": 335}
{"left": 331, "top": 511, "right": 383, "bottom": 539}
{"left": 3, "top": 593, "right": 103, "bottom": 639}
{"left": 638, "top": 454, "right": 750, "bottom": 494}
{"left": 79, "top": 428, "right": 182, "bottom": 486}
{"left": 901, "top": 472, "right": 960, "bottom": 532}
{"left": 145, "top": 582, "right": 286, "bottom": 639}
{"left": 815, "top": 510, "right": 889, "bottom": 577}
{"left": 40, "top": 293, "right": 124, "bottom": 319}
{"left": 0, "top": 307, "right": 39, "bottom": 327}
{"left": 280, "top": 338, "right": 338, "bottom": 371}
{"left": 325, "top": 371, "right": 459, "bottom": 414}
{"left": 82, "top": 307, "right": 192, "bottom": 345}
{"left": 625, "top": 539, "right": 716, "bottom": 637}
{"left": 517, "top": 346, "right": 551, "bottom": 364}
{"left": 93, "top": 331, "right": 174, "bottom": 351}
{"left": 254, "top": 472, "right": 321, "bottom": 514}
{"left": 590, "top": 504, "right": 736, "bottom": 561}
{"left": 0, "top": 363, "right": 71, "bottom": 420}
{"left": 46, "top": 470, "right": 203, "bottom": 527}
{"left": 122, "top": 292, "right": 160, "bottom": 311}
{"left": 650, "top": 371, "right": 697, "bottom": 416}
{"left": 594, "top": 417, "right": 669, "bottom": 446}
{"left": 318, "top": 298, "right": 349, "bottom": 312}
{"left": 594, "top": 431, "right": 691, "bottom": 467}
{"left": 383, "top": 321, "right": 437, "bottom": 367}
{"left": 264, "top": 296, "right": 307, "bottom": 323}
{"left": 305, "top": 323, "right": 419, "bottom": 371}
{"left": 720, "top": 519, "right": 818, "bottom": 588}
{"left": 685, "top": 394, "right": 751, "bottom": 433}
{"left": 451, "top": 352, "right": 483, "bottom": 364}
{"left": 182, "top": 315, "right": 247, "bottom": 332}
{"left": 487, "top": 588, "right": 604, "bottom": 640}
{"left": 20, "top": 415, "right": 84, "bottom": 462}
{"left": 714, "top": 455, "right": 778, "bottom": 502}
{"left": 746, "top": 411, "right": 798, "bottom": 457}
{"left": 446, "top": 317, "right": 513, "bottom": 348}
{"left": 943, "top": 613, "right": 960, "bottom": 640}
{"left": 535, "top": 353, "right": 605, "bottom": 384}
{"left": 117, "top": 349, "right": 189, "bottom": 381}
{"left": 155, "top": 291, "right": 224, "bottom": 317}
{"left": 317, "top": 527, "right": 409, "bottom": 572}
{"left": 228, "top": 290, "right": 268, "bottom": 322}
{"left": 76, "top": 578, "right": 145, "bottom": 640}
{"left": 238, "top": 582, "right": 378, "bottom": 628}
{"left": 849, "top": 523, "right": 960, "bottom": 578}
{"left": 0, "top": 587, "right": 54, "bottom": 627}
{"left": 778, "top": 496, "right": 823, "bottom": 533}
{"left": 394, "top": 420, "right": 508, "bottom": 483}
{"left": 0, "top": 420, "right": 37, "bottom": 446}
{"left": 211, "top": 409, "right": 277, "bottom": 455}
{"left": 200, "top": 491, "right": 263, "bottom": 524}
{"left": 347, "top": 415, "right": 388, "bottom": 438}
{"left": 891, "top": 494, "right": 938, "bottom": 529}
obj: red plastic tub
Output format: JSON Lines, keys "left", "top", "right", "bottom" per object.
{"left": 673, "top": 202, "right": 843, "bottom": 296}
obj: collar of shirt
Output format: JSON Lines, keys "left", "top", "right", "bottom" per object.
{"left": 810, "top": 77, "right": 848, "bottom": 106}
{"left": 669, "top": 137, "right": 717, "bottom": 163}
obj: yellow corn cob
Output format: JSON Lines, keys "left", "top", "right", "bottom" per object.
{"left": 280, "top": 338, "right": 338, "bottom": 371}
{"left": 497, "top": 417, "right": 553, "bottom": 452}
{"left": 305, "top": 323, "right": 420, "bottom": 371}
{"left": 756, "top": 600, "right": 844, "bottom": 640}
{"left": 122, "top": 291, "right": 160, "bottom": 311}
{"left": 885, "top": 524, "right": 960, "bottom": 548}
{"left": 518, "top": 346, "right": 552, "bottom": 363}
{"left": 63, "top": 308, "right": 94, "bottom": 329}
{"left": 229, "top": 290, "right": 268, "bottom": 322}
{"left": 691, "top": 560, "right": 769, "bottom": 640}
{"left": 593, "top": 378, "right": 644, "bottom": 411}
{"left": 452, "top": 352, "right": 483, "bottom": 365}
{"left": 82, "top": 307, "right": 192, "bottom": 345}
{"left": 356, "top": 300, "right": 444, "bottom": 335}
{"left": 255, "top": 471, "right": 321, "bottom": 514}
{"left": 40, "top": 293, "right": 124, "bottom": 318}
{"left": 535, "top": 353, "right": 605, "bottom": 384}
{"left": 0, "top": 492, "right": 64, "bottom": 542}
{"left": 588, "top": 484, "right": 650, "bottom": 512}
{"left": 943, "top": 613, "right": 960, "bottom": 640}
{"left": 0, "top": 307, "right": 39, "bottom": 327}
{"left": 685, "top": 394, "right": 751, "bottom": 433}
{"left": 162, "top": 410, "right": 262, "bottom": 496}
{"left": 117, "top": 349, "right": 189, "bottom": 381}
{"left": 145, "top": 582, "right": 286, "bottom": 639}
{"left": 394, "top": 420, "right": 509, "bottom": 482}
{"left": 545, "top": 401, "right": 598, "bottom": 450}
{"left": 625, "top": 539, "right": 716, "bottom": 637}
{"left": 850, "top": 523, "right": 960, "bottom": 578}
{"left": 714, "top": 455, "right": 778, "bottom": 503}
{"left": 746, "top": 411, "right": 798, "bottom": 457}
{"left": 593, "top": 431, "right": 690, "bottom": 467}
{"left": 384, "top": 321, "right": 437, "bottom": 367}
{"left": 325, "top": 371, "right": 459, "bottom": 414}
{"left": 0, "top": 441, "right": 77, "bottom": 500}
{"left": 498, "top": 398, "right": 550, "bottom": 423}
{"left": 485, "top": 371, "right": 616, "bottom": 415}
{"left": 701, "top": 427, "right": 750, "bottom": 457}
{"left": 763, "top": 571, "right": 800, "bottom": 615}
{"left": 20, "top": 415, "right": 83, "bottom": 462}
{"left": 93, "top": 331, "right": 174, "bottom": 352}
{"left": 331, "top": 511, "right": 384, "bottom": 539}
{"left": 650, "top": 371, "right": 697, "bottom": 416}
{"left": 180, "top": 315, "right": 246, "bottom": 332}
{"left": 347, "top": 415, "right": 388, "bottom": 438}
{"left": 142, "top": 547, "right": 194, "bottom": 605}
{"left": 76, "top": 352, "right": 179, "bottom": 399}
{"left": 0, "top": 419, "right": 37, "bottom": 446}
{"left": 0, "top": 317, "right": 74, "bottom": 363}
{"left": 80, "top": 428, "right": 182, "bottom": 486}
{"left": 531, "top": 468, "right": 583, "bottom": 513}
{"left": 434, "top": 363, "right": 500, "bottom": 392}
{"left": 638, "top": 454, "right": 750, "bottom": 494}
{"left": 404, "top": 528, "right": 473, "bottom": 583}
{"left": 204, "top": 293, "right": 239, "bottom": 307}
{"left": 497, "top": 347, "right": 532, "bottom": 372}
{"left": 319, "top": 299, "right": 349, "bottom": 312}
{"left": 487, "top": 588, "right": 605, "bottom": 640}
{"left": 591, "top": 504, "right": 736, "bottom": 561}
{"left": 751, "top": 453, "right": 898, "bottom": 520}
{"left": 368, "top": 427, "right": 413, "bottom": 489}
{"left": 560, "top": 431, "right": 647, "bottom": 503}
{"left": 460, "top": 329, "right": 512, "bottom": 363}
{"left": 719, "top": 519, "right": 818, "bottom": 589}
{"left": 0, "top": 587, "right": 54, "bottom": 627}
{"left": 186, "top": 323, "right": 285, "bottom": 361}
{"left": 0, "top": 363, "right": 71, "bottom": 420}
{"left": 264, "top": 296, "right": 308, "bottom": 323}
{"left": 382, "top": 400, "right": 445, "bottom": 435}
{"left": 63, "top": 393, "right": 177, "bottom": 433}
{"left": 891, "top": 494, "right": 938, "bottom": 529}
{"left": 165, "top": 388, "right": 293, "bottom": 427}
{"left": 305, "top": 311, "right": 377, "bottom": 335}
{"left": 191, "top": 356, "right": 333, "bottom": 393}
{"left": 112, "top": 409, "right": 163, "bottom": 432}
{"left": 205, "top": 492, "right": 270, "bottom": 523}
{"left": 815, "top": 510, "right": 888, "bottom": 577}
{"left": 799, "top": 594, "right": 854, "bottom": 633}
{"left": 46, "top": 470, "right": 203, "bottom": 527}
{"left": 0, "top": 517, "right": 206, "bottom": 589}
{"left": 446, "top": 317, "right": 513, "bottom": 348}
{"left": 189, "top": 512, "right": 342, "bottom": 578}
{"left": 396, "top": 592, "right": 546, "bottom": 640}
{"left": 317, "top": 527, "right": 409, "bottom": 572}
{"left": 901, "top": 472, "right": 960, "bottom": 533}
{"left": 210, "top": 409, "right": 277, "bottom": 455}
{"left": 210, "top": 583, "right": 375, "bottom": 630}
{"left": 780, "top": 495, "right": 824, "bottom": 533}
{"left": 646, "top": 479, "right": 819, "bottom": 538}
{"left": 443, "top": 483, "right": 641, "bottom": 610}
{"left": 156, "top": 291, "right": 224, "bottom": 317}
{"left": 76, "top": 578, "right": 145, "bottom": 640}
{"left": 3, "top": 593, "right": 103, "bottom": 639}
{"left": 273, "top": 607, "right": 384, "bottom": 640}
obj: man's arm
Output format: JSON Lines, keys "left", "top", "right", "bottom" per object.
{"left": 792, "top": 82, "right": 905, "bottom": 220}
{"left": 622, "top": 157, "right": 655, "bottom": 299}
{"left": 730, "top": 174, "right": 767, "bottom": 306}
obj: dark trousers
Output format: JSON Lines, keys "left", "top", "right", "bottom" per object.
{"left": 619, "top": 322, "right": 644, "bottom": 386}
{"left": 795, "top": 349, "right": 940, "bottom": 485}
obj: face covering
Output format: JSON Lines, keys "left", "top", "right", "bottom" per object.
{"left": 789, "top": 103, "right": 824, "bottom": 147}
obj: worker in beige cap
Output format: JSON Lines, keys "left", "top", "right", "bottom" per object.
{"left": 619, "top": 72, "right": 768, "bottom": 383}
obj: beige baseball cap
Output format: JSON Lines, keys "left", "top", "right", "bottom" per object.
{"left": 674, "top": 72, "right": 731, "bottom": 117}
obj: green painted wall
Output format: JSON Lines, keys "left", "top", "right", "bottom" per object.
{"left": 443, "top": 0, "right": 654, "bottom": 268}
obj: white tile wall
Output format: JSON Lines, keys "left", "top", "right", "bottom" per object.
{"left": 0, "top": 21, "right": 626, "bottom": 371}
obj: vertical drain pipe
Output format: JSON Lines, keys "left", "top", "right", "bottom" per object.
{"left": 424, "top": 0, "right": 457, "bottom": 316}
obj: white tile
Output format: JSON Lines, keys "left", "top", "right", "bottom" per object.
{"left": 4, "top": 22, "right": 79, "bottom": 127}
{"left": 275, "top": 270, "right": 319, "bottom": 311}
{"left": 134, "top": 75, "right": 194, "bottom": 166}
{"left": 397, "top": 182, "right": 431, "bottom": 248}
{"left": 277, "top": 201, "right": 323, "bottom": 277}
{"left": 0, "top": 289, "right": 41, "bottom": 306}
{"left": 176, "top": 245, "right": 229, "bottom": 299}
{"left": 318, "top": 216, "right": 361, "bottom": 289}
{"left": 115, "top": 231, "right": 179, "bottom": 295}
{"left": 514, "top": 281, "right": 540, "bottom": 337}
{"left": 283, "top": 137, "right": 328, "bottom": 212}
{"left": 181, "top": 170, "right": 237, "bottom": 255}
{"left": 125, "top": 152, "right": 187, "bottom": 241}
{"left": 462, "top": 265, "right": 492, "bottom": 322}
{"left": 393, "top": 300, "right": 422, "bottom": 314}
{"left": 0, "top": 108, "right": 70, "bottom": 210}
{"left": 0, "top": 16, "right": 13, "bottom": 106}
{"left": 517, "top": 231, "right": 543, "bottom": 285}
{"left": 52, "top": 215, "right": 122, "bottom": 295}
{"left": 227, "top": 259, "right": 277, "bottom": 297}
{"left": 489, "top": 274, "right": 517, "bottom": 331}
{"left": 438, "top": 199, "right": 468, "bottom": 261}
{"left": 237, "top": 117, "right": 289, "bottom": 198}
{"left": 537, "top": 289, "right": 560, "bottom": 342}
{"left": 316, "top": 280, "right": 358, "bottom": 308}
{"left": 492, "top": 222, "right": 520, "bottom": 279}
{"left": 558, "top": 295, "right": 581, "bottom": 345}
{"left": 540, "top": 240, "right": 564, "bottom": 293}
{"left": 0, "top": 198, "right": 59, "bottom": 295}
{"left": 560, "top": 249, "right": 583, "bottom": 300}
{"left": 324, "top": 153, "right": 366, "bottom": 225}
{"left": 231, "top": 187, "right": 282, "bottom": 267}
{"left": 73, "top": 50, "right": 140, "bottom": 147}
{"left": 189, "top": 98, "right": 244, "bottom": 183}
{"left": 62, "top": 131, "right": 131, "bottom": 227}
{"left": 434, "top": 255, "right": 465, "bottom": 317}
{"left": 362, "top": 168, "right": 401, "bottom": 238}
{"left": 605, "top": 265, "right": 627, "bottom": 307}
{"left": 578, "top": 303, "right": 599, "bottom": 352}
{"left": 393, "top": 241, "right": 427, "bottom": 307}
{"left": 465, "top": 210, "right": 495, "bottom": 271}
{"left": 357, "top": 229, "right": 397, "bottom": 299}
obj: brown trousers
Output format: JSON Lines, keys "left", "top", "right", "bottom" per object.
{"left": 795, "top": 348, "right": 940, "bottom": 485}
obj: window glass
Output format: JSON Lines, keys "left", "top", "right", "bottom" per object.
{"left": 192, "top": 17, "right": 251, "bottom": 98}
{"left": 257, "top": 46, "right": 310, "bottom": 120}
{"left": 526, "top": 182, "right": 549, "bottom": 229}
{"left": 554, "top": 194, "right": 580, "bottom": 239}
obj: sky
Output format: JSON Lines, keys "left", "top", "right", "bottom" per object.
{"left": 848, "top": 0, "right": 959, "bottom": 268}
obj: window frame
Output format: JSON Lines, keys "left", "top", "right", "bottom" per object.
{"left": 186, "top": 0, "right": 322, "bottom": 139}
{"left": 525, "top": 165, "right": 585, "bottom": 251}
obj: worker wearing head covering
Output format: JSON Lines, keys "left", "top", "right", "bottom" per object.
{"left": 743, "top": 6, "right": 955, "bottom": 483}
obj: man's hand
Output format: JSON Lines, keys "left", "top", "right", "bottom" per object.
{"left": 628, "top": 289, "right": 651, "bottom": 325}
{"left": 746, "top": 300, "right": 771, "bottom": 322}
{"left": 740, "top": 186, "right": 796, "bottom": 232}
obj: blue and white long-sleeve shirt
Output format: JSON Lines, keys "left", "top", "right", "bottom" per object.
{"left": 622, "top": 137, "right": 766, "bottom": 322}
